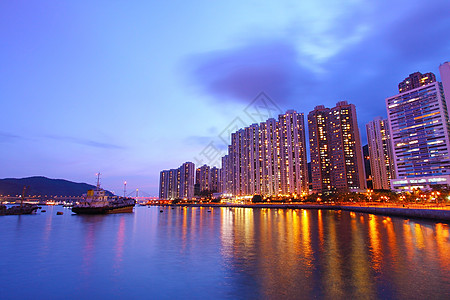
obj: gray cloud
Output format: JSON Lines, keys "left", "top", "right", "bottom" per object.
{"left": 184, "top": 0, "right": 450, "bottom": 144}
{"left": 185, "top": 40, "right": 318, "bottom": 106}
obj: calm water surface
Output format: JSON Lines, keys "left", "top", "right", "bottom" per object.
{"left": 1, "top": 206, "right": 449, "bottom": 299}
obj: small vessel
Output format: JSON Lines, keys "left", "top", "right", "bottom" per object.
{"left": 0, "top": 203, "right": 39, "bottom": 215}
{"left": 0, "top": 186, "right": 38, "bottom": 216}
{"left": 71, "top": 174, "right": 135, "bottom": 215}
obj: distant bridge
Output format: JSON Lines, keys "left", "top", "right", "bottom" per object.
{"left": 0, "top": 195, "right": 84, "bottom": 204}
{"left": 1, "top": 189, "right": 158, "bottom": 204}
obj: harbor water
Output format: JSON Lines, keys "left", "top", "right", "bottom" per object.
{"left": 1, "top": 206, "right": 449, "bottom": 299}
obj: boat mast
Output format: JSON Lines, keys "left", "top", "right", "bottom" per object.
{"left": 123, "top": 181, "right": 127, "bottom": 197}
{"left": 96, "top": 173, "right": 101, "bottom": 190}
{"left": 20, "top": 186, "right": 27, "bottom": 208}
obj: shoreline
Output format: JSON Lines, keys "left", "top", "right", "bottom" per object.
{"left": 159, "top": 203, "right": 450, "bottom": 223}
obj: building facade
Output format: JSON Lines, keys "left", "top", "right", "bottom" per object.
{"left": 386, "top": 71, "right": 450, "bottom": 190}
{"left": 440, "top": 62, "right": 450, "bottom": 108}
{"left": 159, "top": 162, "right": 195, "bottom": 199}
{"left": 398, "top": 72, "right": 436, "bottom": 93}
{"left": 308, "top": 105, "right": 332, "bottom": 193}
{"left": 210, "top": 167, "right": 220, "bottom": 192}
{"left": 159, "top": 170, "right": 170, "bottom": 200}
{"left": 221, "top": 110, "right": 308, "bottom": 197}
{"left": 366, "top": 117, "right": 395, "bottom": 190}
{"left": 308, "top": 102, "right": 366, "bottom": 193}
{"left": 329, "top": 101, "right": 366, "bottom": 191}
{"left": 198, "top": 164, "right": 211, "bottom": 192}
{"left": 220, "top": 150, "right": 234, "bottom": 195}
{"left": 179, "top": 162, "right": 195, "bottom": 199}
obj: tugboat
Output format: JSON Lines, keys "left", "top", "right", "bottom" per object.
{"left": 71, "top": 173, "right": 136, "bottom": 215}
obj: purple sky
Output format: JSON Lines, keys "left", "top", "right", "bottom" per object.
{"left": 1, "top": 0, "right": 450, "bottom": 196}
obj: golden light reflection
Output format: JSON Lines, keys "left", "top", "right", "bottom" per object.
{"left": 414, "top": 223, "right": 425, "bottom": 250}
{"left": 402, "top": 222, "right": 414, "bottom": 262}
{"left": 368, "top": 215, "right": 382, "bottom": 272}
{"left": 318, "top": 210, "right": 324, "bottom": 250}
{"left": 219, "top": 207, "right": 234, "bottom": 261}
{"left": 324, "top": 214, "right": 344, "bottom": 298}
{"left": 435, "top": 223, "right": 450, "bottom": 272}
{"left": 217, "top": 208, "right": 449, "bottom": 299}
{"left": 181, "top": 206, "right": 188, "bottom": 251}
{"left": 351, "top": 214, "right": 376, "bottom": 299}
{"left": 301, "top": 209, "right": 312, "bottom": 264}
{"left": 384, "top": 218, "right": 398, "bottom": 261}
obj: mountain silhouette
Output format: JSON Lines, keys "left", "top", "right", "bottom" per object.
{"left": 0, "top": 176, "right": 113, "bottom": 197}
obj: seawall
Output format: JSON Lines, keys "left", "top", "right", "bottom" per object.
{"left": 165, "top": 203, "right": 450, "bottom": 222}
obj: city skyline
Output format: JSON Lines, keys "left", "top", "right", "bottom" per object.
{"left": 2, "top": 1, "right": 450, "bottom": 195}
{"left": 160, "top": 65, "right": 450, "bottom": 198}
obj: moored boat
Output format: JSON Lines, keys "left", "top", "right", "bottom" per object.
{"left": 71, "top": 174, "right": 136, "bottom": 215}
{"left": 0, "top": 186, "right": 38, "bottom": 216}
{"left": 0, "top": 203, "right": 39, "bottom": 215}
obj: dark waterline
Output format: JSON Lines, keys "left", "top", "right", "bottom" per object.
{"left": 1, "top": 206, "right": 449, "bottom": 299}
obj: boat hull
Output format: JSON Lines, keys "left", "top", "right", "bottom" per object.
{"left": 71, "top": 204, "right": 135, "bottom": 215}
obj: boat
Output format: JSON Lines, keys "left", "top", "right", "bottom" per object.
{"left": 0, "top": 203, "right": 39, "bottom": 215}
{"left": 0, "top": 186, "right": 38, "bottom": 215}
{"left": 71, "top": 174, "right": 136, "bottom": 215}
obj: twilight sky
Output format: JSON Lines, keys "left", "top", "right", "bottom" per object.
{"left": 1, "top": 0, "right": 450, "bottom": 196}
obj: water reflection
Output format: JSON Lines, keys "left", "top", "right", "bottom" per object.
{"left": 80, "top": 216, "right": 105, "bottom": 276}
{"left": 323, "top": 211, "right": 344, "bottom": 299}
{"left": 113, "top": 216, "right": 126, "bottom": 272}
{"left": 1, "top": 207, "right": 449, "bottom": 299}
{"left": 218, "top": 208, "right": 450, "bottom": 299}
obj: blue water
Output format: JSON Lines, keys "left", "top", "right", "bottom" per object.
{"left": 1, "top": 206, "right": 449, "bottom": 299}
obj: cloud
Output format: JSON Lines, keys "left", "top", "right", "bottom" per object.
{"left": 184, "top": 0, "right": 450, "bottom": 142}
{"left": 0, "top": 132, "right": 22, "bottom": 143}
{"left": 45, "top": 135, "right": 125, "bottom": 150}
{"left": 185, "top": 39, "right": 318, "bottom": 106}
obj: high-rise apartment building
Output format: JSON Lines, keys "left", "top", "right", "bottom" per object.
{"left": 440, "top": 62, "right": 450, "bottom": 108}
{"left": 220, "top": 153, "right": 233, "bottom": 194}
{"left": 222, "top": 110, "right": 308, "bottom": 197}
{"left": 179, "top": 162, "right": 195, "bottom": 199}
{"left": 387, "top": 71, "right": 450, "bottom": 190}
{"left": 159, "top": 162, "right": 195, "bottom": 199}
{"left": 260, "top": 118, "right": 280, "bottom": 195}
{"left": 197, "top": 164, "right": 211, "bottom": 192}
{"left": 329, "top": 101, "right": 366, "bottom": 191}
{"left": 308, "top": 102, "right": 366, "bottom": 192}
{"left": 279, "top": 110, "right": 309, "bottom": 194}
{"left": 159, "top": 170, "right": 170, "bottom": 200}
{"left": 366, "top": 117, "right": 395, "bottom": 190}
{"left": 308, "top": 105, "right": 332, "bottom": 193}
{"left": 398, "top": 72, "right": 436, "bottom": 93}
{"left": 210, "top": 167, "right": 220, "bottom": 192}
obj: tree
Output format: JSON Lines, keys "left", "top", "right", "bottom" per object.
{"left": 252, "top": 195, "right": 263, "bottom": 203}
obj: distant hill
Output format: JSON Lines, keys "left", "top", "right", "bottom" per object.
{"left": 0, "top": 176, "right": 113, "bottom": 197}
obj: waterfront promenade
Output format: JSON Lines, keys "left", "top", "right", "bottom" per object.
{"left": 160, "top": 202, "right": 450, "bottom": 222}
